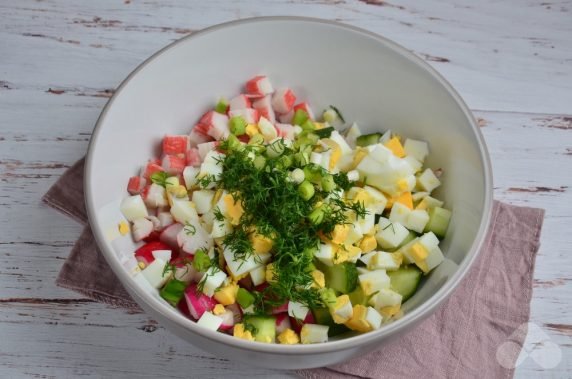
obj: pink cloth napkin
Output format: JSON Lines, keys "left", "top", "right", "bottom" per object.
{"left": 43, "top": 158, "right": 545, "bottom": 378}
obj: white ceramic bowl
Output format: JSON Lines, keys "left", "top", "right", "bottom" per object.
{"left": 85, "top": 17, "right": 493, "bottom": 369}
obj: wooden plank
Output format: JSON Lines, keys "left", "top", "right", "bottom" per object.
{"left": 0, "top": 0, "right": 571, "bottom": 377}
{"left": 0, "top": 0, "right": 571, "bottom": 114}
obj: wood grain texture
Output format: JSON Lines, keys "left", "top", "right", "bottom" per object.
{"left": 0, "top": 0, "right": 571, "bottom": 378}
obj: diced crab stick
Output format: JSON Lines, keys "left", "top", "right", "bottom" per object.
{"left": 127, "top": 176, "right": 146, "bottom": 195}
{"left": 134, "top": 241, "right": 172, "bottom": 266}
{"left": 228, "top": 108, "right": 260, "bottom": 124}
{"left": 245, "top": 75, "right": 274, "bottom": 97}
{"left": 229, "top": 94, "right": 252, "bottom": 110}
{"left": 162, "top": 135, "right": 190, "bottom": 155}
{"left": 293, "top": 102, "right": 315, "bottom": 120}
{"left": 275, "top": 123, "right": 297, "bottom": 140}
{"left": 142, "top": 161, "right": 164, "bottom": 180}
{"left": 252, "top": 95, "right": 276, "bottom": 124}
{"left": 218, "top": 309, "right": 236, "bottom": 331}
{"left": 185, "top": 148, "right": 201, "bottom": 167}
{"left": 188, "top": 128, "right": 213, "bottom": 147}
{"left": 159, "top": 223, "right": 184, "bottom": 249}
{"left": 198, "top": 111, "right": 230, "bottom": 140}
{"left": 272, "top": 88, "right": 296, "bottom": 114}
{"left": 275, "top": 313, "right": 292, "bottom": 334}
{"left": 162, "top": 155, "right": 186, "bottom": 175}
{"left": 197, "top": 141, "right": 220, "bottom": 161}
{"left": 277, "top": 110, "right": 294, "bottom": 124}
{"left": 143, "top": 183, "right": 168, "bottom": 208}
{"left": 184, "top": 283, "right": 217, "bottom": 320}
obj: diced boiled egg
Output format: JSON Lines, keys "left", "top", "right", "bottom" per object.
{"left": 300, "top": 324, "right": 329, "bottom": 344}
{"left": 375, "top": 217, "right": 409, "bottom": 250}
{"left": 197, "top": 311, "right": 223, "bottom": 331}
{"left": 416, "top": 168, "right": 441, "bottom": 193}
{"left": 358, "top": 269, "right": 390, "bottom": 295}
{"left": 199, "top": 266, "right": 228, "bottom": 297}
{"left": 288, "top": 301, "right": 310, "bottom": 321}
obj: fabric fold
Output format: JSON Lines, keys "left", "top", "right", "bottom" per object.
{"left": 42, "top": 158, "right": 545, "bottom": 379}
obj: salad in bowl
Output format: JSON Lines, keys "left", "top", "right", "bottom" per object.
{"left": 119, "top": 75, "right": 452, "bottom": 345}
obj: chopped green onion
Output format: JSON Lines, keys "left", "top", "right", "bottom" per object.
{"left": 301, "top": 119, "right": 316, "bottom": 131}
{"left": 321, "top": 174, "right": 336, "bottom": 192}
{"left": 150, "top": 171, "right": 170, "bottom": 188}
{"left": 160, "top": 279, "right": 187, "bottom": 306}
{"left": 192, "top": 249, "right": 211, "bottom": 272}
{"left": 225, "top": 133, "right": 242, "bottom": 151}
{"left": 229, "top": 116, "right": 247, "bottom": 135}
{"left": 292, "top": 109, "right": 309, "bottom": 126}
{"left": 298, "top": 180, "right": 315, "bottom": 201}
{"left": 248, "top": 134, "right": 264, "bottom": 145}
{"left": 253, "top": 155, "right": 266, "bottom": 170}
{"left": 309, "top": 205, "right": 327, "bottom": 225}
{"left": 237, "top": 288, "right": 255, "bottom": 309}
{"left": 215, "top": 98, "right": 229, "bottom": 114}
{"left": 328, "top": 105, "right": 345, "bottom": 123}
{"left": 290, "top": 168, "right": 305, "bottom": 184}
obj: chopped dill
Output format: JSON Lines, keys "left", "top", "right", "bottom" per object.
{"left": 328, "top": 105, "right": 345, "bottom": 123}
{"left": 150, "top": 171, "right": 171, "bottom": 187}
{"left": 183, "top": 221, "right": 196, "bottom": 236}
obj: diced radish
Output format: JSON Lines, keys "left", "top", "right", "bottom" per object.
{"left": 159, "top": 223, "right": 184, "bottom": 249}
{"left": 198, "top": 111, "right": 230, "bottom": 140}
{"left": 142, "top": 230, "right": 161, "bottom": 243}
{"left": 162, "top": 155, "right": 186, "bottom": 175}
{"left": 173, "top": 262, "right": 200, "bottom": 284}
{"left": 184, "top": 283, "right": 217, "bottom": 320}
{"left": 290, "top": 312, "right": 316, "bottom": 334}
{"left": 245, "top": 75, "right": 274, "bottom": 97}
{"left": 146, "top": 215, "right": 162, "bottom": 231}
{"left": 189, "top": 128, "right": 213, "bottom": 147}
{"left": 252, "top": 95, "right": 276, "bottom": 124}
{"left": 157, "top": 211, "right": 174, "bottom": 228}
{"left": 151, "top": 249, "right": 172, "bottom": 262}
{"left": 228, "top": 108, "right": 260, "bottom": 124}
{"left": 271, "top": 302, "right": 289, "bottom": 314}
{"left": 162, "top": 135, "right": 190, "bottom": 155}
{"left": 134, "top": 241, "right": 171, "bottom": 266}
{"left": 218, "top": 309, "right": 236, "bottom": 331}
{"left": 226, "top": 303, "right": 243, "bottom": 324}
{"left": 142, "top": 161, "right": 164, "bottom": 180}
{"left": 197, "top": 141, "right": 220, "bottom": 161}
{"left": 178, "top": 297, "right": 192, "bottom": 319}
{"left": 293, "top": 102, "right": 315, "bottom": 120}
{"left": 185, "top": 148, "right": 201, "bottom": 167}
{"left": 177, "top": 222, "right": 213, "bottom": 254}
{"left": 277, "top": 110, "right": 294, "bottom": 124}
{"left": 275, "top": 123, "right": 297, "bottom": 140}
{"left": 272, "top": 88, "right": 296, "bottom": 114}
{"left": 127, "top": 176, "right": 146, "bottom": 195}
{"left": 275, "top": 313, "right": 292, "bottom": 334}
{"left": 229, "top": 94, "right": 252, "bottom": 110}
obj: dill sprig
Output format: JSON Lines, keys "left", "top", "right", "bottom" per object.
{"left": 213, "top": 138, "right": 365, "bottom": 311}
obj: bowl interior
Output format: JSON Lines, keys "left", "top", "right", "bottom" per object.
{"left": 86, "top": 17, "right": 491, "bottom": 357}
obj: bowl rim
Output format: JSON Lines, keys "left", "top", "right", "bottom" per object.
{"left": 85, "top": 16, "right": 493, "bottom": 355}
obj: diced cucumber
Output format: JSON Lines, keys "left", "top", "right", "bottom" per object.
{"left": 387, "top": 265, "right": 422, "bottom": 301}
{"left": 312, "top": 307, "right": 350, "bottom": 337}
{"left": 347, "top": 286, "right": 367, "bottom": 306}
{"left": 244, "top": 316, "right": 276, "bottom": 343}
{"left": 356, "top": 133, "right": 382, "bottom": 147}
{"left": 320, "top": 262, "right": 358, "bottom": 294}
{"left": 424, "top": 207, "right": 451, "bottom": 238}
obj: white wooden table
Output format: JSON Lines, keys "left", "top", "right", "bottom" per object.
{"left": 1, "top": 1, "right": 571, "bottom": 377}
